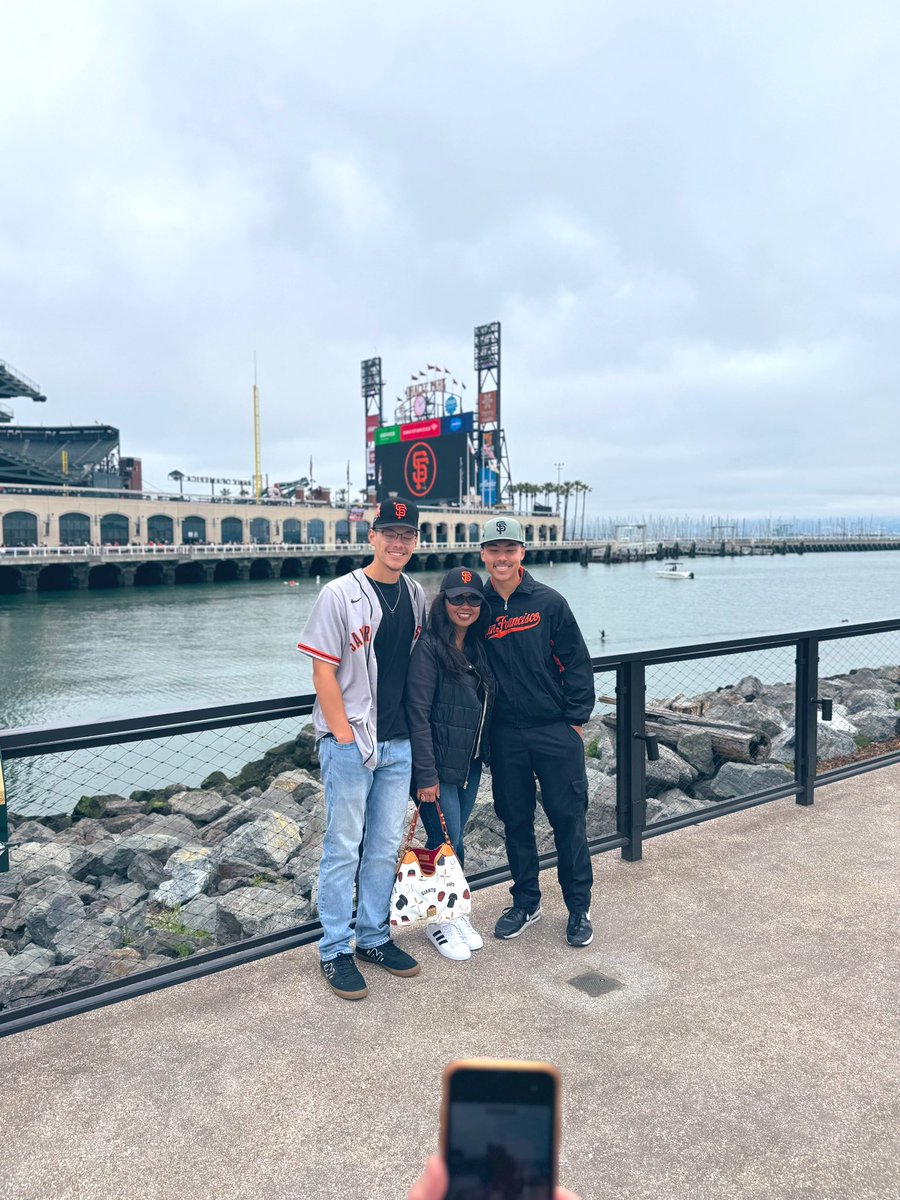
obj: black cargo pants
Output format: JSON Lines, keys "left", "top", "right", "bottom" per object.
{"left": 489, "top": 719, "right": 593, "bottom": 914}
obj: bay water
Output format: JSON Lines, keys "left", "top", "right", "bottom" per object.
{"left": 3, "top": 552, "right": 899, "bottom": 815}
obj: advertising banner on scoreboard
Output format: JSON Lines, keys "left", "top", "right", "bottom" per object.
{"left": 478, "top": 390, "right": 498, "bottom": 425}
{"left": 441, "top": 411, "right": 474, "bottom": 436}
{"left": 375, "top": 431, "right": 468, "bottom": 503}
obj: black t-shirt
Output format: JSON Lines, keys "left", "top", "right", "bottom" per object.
{"left": 372, "top": 579, "right": 414, "bottom": 740}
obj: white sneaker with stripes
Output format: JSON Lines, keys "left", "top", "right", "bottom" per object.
{"left": 426, "top": 920, "right": 471, "bottom": 961}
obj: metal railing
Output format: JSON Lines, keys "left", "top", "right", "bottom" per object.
{"left": 0, "top": 539, "right": 581, "bottom": 561}
{"left": 1, "top": 616, "right": 898, "bottom": 1036}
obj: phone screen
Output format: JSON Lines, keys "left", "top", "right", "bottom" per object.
{"left": 444, "top": 1066, "right": 557, "bottom": 1200}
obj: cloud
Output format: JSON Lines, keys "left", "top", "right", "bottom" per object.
{"left": 1, "top": 0, "right": 898, "bottom": 515}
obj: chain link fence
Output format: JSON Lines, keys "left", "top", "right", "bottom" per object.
{"left": 640, "top": 645, "right": 798, "bottom": 826}
{"left": 816, "top": 628, "right": 900, "bottom": 772}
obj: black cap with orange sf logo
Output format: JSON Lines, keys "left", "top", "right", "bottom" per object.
{"left": 373, "top": 498, "right": 420, "bottom": 530}
{"left": 440, "top": 566, "right": 485, "bottom": 598}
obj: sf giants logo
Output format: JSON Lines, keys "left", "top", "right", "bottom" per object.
{"left": 394, "top": 501, "right": 407, "bottom": 518}
{"left": 496, "top": 520, "right": 507, "bottom": 534}
{"left": 404, "top": 441, "right": 437, "bottom": 498}
{"left": 460, "top": 569, "right": 472, "bottom": 584}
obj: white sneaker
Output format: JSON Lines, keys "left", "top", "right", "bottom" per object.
{"left": 454, "top": 914, "right": 484, "bottom": 951}
{"left": 427, "top": 921, "right": 471, "bottom": 961}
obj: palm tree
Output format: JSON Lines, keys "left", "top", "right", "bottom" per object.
{"left": 559, "top": 481, "right": 574, "bottom": 540}
{"left": 576, "top": 482, "right": 593, "bottom": 539}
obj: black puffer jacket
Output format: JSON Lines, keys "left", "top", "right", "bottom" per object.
{"left": 405, "top": 632, "right": 493, "bottom": 788}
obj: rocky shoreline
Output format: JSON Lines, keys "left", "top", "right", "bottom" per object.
{"left": 2, "top": 665, "right": 898, "bottom": 1012}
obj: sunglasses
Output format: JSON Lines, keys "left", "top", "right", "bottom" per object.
{"left": 446, "top": 593, "right": 483, "bottom": 606}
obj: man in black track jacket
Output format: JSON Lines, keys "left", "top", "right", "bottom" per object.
{"left": 479, "top": 516, "right": 595, "bottom": 948}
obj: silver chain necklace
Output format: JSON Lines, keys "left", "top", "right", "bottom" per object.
{"left": 371, "top": 578, "right": 402, "bottom": 615}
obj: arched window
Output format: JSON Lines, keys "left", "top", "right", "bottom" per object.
{"left": 182, "top": 516, "right": 206, "bottom": 544}
{"left": 455, "top": 523, "right": 466, "bottom": 543}
{"left": 59, "top": 513, "right": 90, "bottom": 546}
{"left": 335, "top": 519, "right": 350, "bottom": 543}
{"left": 2, "top": 511, "right": 38, "bottom": 546}
{"left": 308, "top": 519, "right": 325, "bottom": 544}
{"left": 283, "top": 518, "right": 301, "bottom": 544}
{"left": 525, "top": 525, "right": 535, "bottom": 543}
{"left": 221, "top": 517, "right": 243, "bottom": 544}
{"left": 355, "top": 520, "right": 370, "bottom": 543}
{"left": 250, "top": 518, "right": 270, "bottom": 544}
{"left": 148, "top": 515, "right": 174, "bottom": 544}
{"left": 100, "top": 514, "right": 129, "bottom": 545}
{"left": 468, "top": 523, "right": 479, "bottom": 543}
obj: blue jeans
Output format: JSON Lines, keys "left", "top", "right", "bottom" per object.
{"left": 317, "top": 736, "right": 412, "bottom": 961}
{"left": 419, "top": 762, "right": 482, "bottom": 870}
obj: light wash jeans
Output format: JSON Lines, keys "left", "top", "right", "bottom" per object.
{"left": 317, "top": 735, "right": 412, "bottom": 961}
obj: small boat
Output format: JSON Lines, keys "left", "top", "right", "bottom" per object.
{"left": 657, "top": 561, "right": 694, "bottom": 580}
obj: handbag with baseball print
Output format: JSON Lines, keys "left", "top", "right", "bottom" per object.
{"left": 389, "top": 802, "right": 471, "bottom": 928}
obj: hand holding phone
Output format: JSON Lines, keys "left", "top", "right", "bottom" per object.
{"left": 439, "top": 1059, "right": 564, "bottom": 1200}
{"left": 408, "top": 1156, "right": 582, "bottom": 1200}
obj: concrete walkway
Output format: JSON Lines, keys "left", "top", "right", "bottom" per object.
{"left": 1, "top": 769, "right": 897, "bottom": 1200}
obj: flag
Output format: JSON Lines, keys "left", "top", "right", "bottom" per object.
{"left": 427, "top": 363, "right": 437, "bottom": 371}
{"left": 461, "top": 381, "right": 467, "bottom": 389}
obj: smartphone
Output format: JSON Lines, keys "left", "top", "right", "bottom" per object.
{"left": 440, "top": 1058, "right": 561, "bottom": 1200}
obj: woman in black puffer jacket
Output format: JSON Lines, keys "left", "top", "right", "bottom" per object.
{"left": 405, "top": 567, "right": 495, "bottom": 960}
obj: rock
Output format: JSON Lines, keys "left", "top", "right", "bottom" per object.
{"left": 200, "top": 770, "right": 229, "bottom": 790}
{"left": 130, "top": 813, "right": 199, "bottom": 839}
{"left": 103, "top": 797, "right": 145, "bottom": 818}
{"left": 169, "top": 790, "right": 232, "bottom": 826}
{"left": 9, "top": 841, "right": 93, "bottom": 884}
{"left": 827, "top": 704, "right": 858, "bottom": 734}
{"left": 735, "top": 675, "right": 765, "bottom": 701}
{"left": 73, "top": 794, "right": 115, "bottom": 821}
{"left": 198, "top": 806, "right": 255, "bottom": 846}
{"left": 86, "top": 881, "right": 148, "bottom": 923}
{"left": 217, "top": 811, "right": 302, "bottom": 871}
{"left": 0, "top": 897, "right": 14, "bottom": 925}
{"left": 153, "top": 847, "right": 215, "bottom": 908}
{"left": 708, "top": 762, "right": 794, "bottom": 800}
{"left": 53, "top": 819, "right": 112, "bottom": 846}
{"left": 676, "top": 731, "right": 715, "bottom": 776}
{"left": 2, "top": 877, "right": 84, "bottom": 943}
{"left": 735, "top": 700, "right": 787, "bottom": 738}
{"left": 245, "top": 792, "right": 306, "bottom": 826}
{"left": 851, "top": 709, "right": 900, "bottom": 743}
{"left": 768, "top": 723, "right": 857, "bottom": 764}
{"left": 126, "top": 851, "right": 168, "bottom": 890}
{"left": 99, "top": 814, "right": 149, "bottom": 836}
{"left": 844, "top": 667, "right": 889, "bottom": 690}
{"left": 177, "top": 894, "right": 218, "bottom": 935}
{"left": 8, "top": 820, "right": 55, "bottom": 845}
{"left": 216, "top": 886, "right": 311, "bottom": 941}
{"left": 585, "top": 728, "right": 616, "bottom": 774}
{"left": 0, "top": 945, "right": 60, "bottom": 1008}
{"left": 758, "top": 683, "right": 797, "bottom": 718}
{"left": 646, "top": 788, "right": 708, "bottom": 823}
{"left": 843, "top": 689, "right": 896, "bottom": 715}
{"left": 644, "top": 746, "right": 697, "bottom": 797}
{"left": 101, "top": 833, "right": 185, "bottom": 874}
{"left": 48, "top": 919, "right": 123, "bottom": 963}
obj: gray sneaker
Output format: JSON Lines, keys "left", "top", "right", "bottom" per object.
{"left": 566, "top": 911, "right": 593, "bottom": 948}
{"left": 494, "top": 905, "right": 542, "bottom": 939}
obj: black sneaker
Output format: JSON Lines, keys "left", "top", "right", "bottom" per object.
{"left": 321, "top": 953, "right": 368, "bottom": 1000}
{"left": 356, "top": 940, "right": 421, "bottom": 977}
{"left": 566, "top": 911, "right": 593, "bottom": 948}
{"left": 494, "top": 905, "right": 542, "bottom": 940}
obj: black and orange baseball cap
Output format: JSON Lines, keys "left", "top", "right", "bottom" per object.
{"left": 373, "top": 498, "right": 419, "bottom": 529}
{"left": 440, "top": 566, "right": 485, "bottom": 598}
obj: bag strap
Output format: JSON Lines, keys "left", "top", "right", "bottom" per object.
{"left": 395, "top": 799, "right": 454, "bottom": 871}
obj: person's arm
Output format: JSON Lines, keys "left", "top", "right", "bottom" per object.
{"left": 551, "top": 600, "right": 595, "bottom": 729}
{"left": 404, "top": 639, "right": 440, "bottom": 794}
{"left": 311, "top": 659, "right": 354, "bottom": 743}
{"left": 298, "top": 585, "right": 352, "bottom": 741}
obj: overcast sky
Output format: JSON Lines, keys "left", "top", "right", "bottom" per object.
{"left": 2, "top": 1, "right": 898, "bottom": 518}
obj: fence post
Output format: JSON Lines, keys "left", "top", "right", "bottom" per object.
{"left": 0, "top": 750, "right": 9, "bottom": 873}
{"left": 794, "top": 636, "right": 819, "bottom": 807}
{"left": 617, "top": 660, "right": 647, "bottom": 861}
